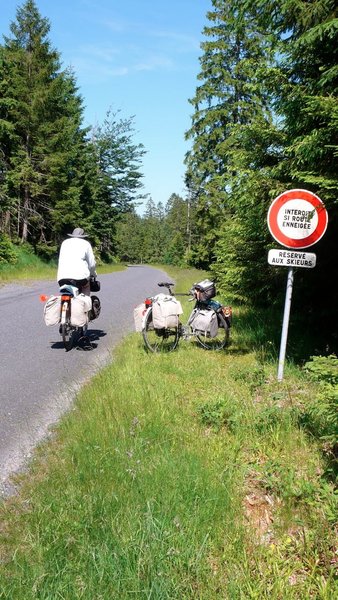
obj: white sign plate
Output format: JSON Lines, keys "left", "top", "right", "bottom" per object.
{"left": 268, "top": 249, "right": 316, "bottom": 268}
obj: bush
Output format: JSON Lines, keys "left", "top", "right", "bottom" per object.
{"left": 196, "top": 396, "right": 239, "bottom": 432}
{"left": 301, "top": 355, "right": 338, "bottom": 464}
{"left": 0, "top": 234, "right": 18, "bottom": 264}
{"left": 304, "top": 355, "right": 338, "bottom": 386}
{"left": 35, "top": 242, "right": 58, "bottom": 261}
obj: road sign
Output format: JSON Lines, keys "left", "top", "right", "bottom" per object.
{"left": 267, "top": 189, "right": 328, "bottom": 249}
{"left": 268, "top": 249, "right": 316, "bottom": 268}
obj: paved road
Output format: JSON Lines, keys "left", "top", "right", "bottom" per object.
{"left": 0, "top": 265, "right": 170, "bottom": 495}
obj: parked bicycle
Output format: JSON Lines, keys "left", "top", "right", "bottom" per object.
{"left": 137, "top": 280, "right": 232, "bottom": 353}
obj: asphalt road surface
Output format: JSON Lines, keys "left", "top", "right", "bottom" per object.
{"left": 0, "top": 265, "right": 170, "bottom": 496}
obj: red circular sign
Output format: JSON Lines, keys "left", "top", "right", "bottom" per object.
{"left": 267, "top": 189, "right": 328, "bottom": 249}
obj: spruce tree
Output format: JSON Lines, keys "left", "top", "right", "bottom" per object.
{"left": 141, "top": 197, "right": 164, "bottom": 263}
{"left": 272, "top": 0, "right": 338, "bottom": 337}
{"left": 163, "top": 193, "right": 193, "bottom": 265}
{"left": 115, "top": 210, "right": 144, "bottom": 263}
{"left": 185, "top": 0, "right": 277, "bottom": 269}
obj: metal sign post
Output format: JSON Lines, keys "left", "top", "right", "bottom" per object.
{"left": 277, "top": 267, "right": 294, "bottom": 381}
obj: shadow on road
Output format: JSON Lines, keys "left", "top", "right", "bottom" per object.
{"left": 50, "top": 329, "right": 107, "bottom": 352}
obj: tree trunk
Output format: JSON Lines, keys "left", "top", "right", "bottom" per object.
{"left": 1, "top": 210, "right": 11, "bottom": 235}
{"left": 21, "top": 186, "right": 30, "bottom": 242}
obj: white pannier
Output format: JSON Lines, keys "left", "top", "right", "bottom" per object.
{"left": 43, "top": 295, "right": 61, "bottom": 326}
{"left": 188, "top": 308, "right": 218, "bottom": 338}
{"left": 70, "top": 294, "right": 92, "bottom": 327}
{"left": 134, "top": 303, "right": 147, "bottom": 332}
{"left": 152, "top": 294, "right": 183, "bottom": 329}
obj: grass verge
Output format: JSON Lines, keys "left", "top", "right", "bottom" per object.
{"left": 0, "top": 268, "right": 336, "bottom": 598}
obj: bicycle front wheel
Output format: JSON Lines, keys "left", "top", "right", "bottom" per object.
{"left": 195, "top": 311, "right": 230, "bottom": 351}
{"left": 142, "top": 308, "right": 180, "bottom": 353}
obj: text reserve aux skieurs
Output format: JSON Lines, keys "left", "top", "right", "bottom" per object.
{"left": 268, "top": 249, "right": 316, "bottom": 268}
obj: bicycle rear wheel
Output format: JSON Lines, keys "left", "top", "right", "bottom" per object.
{"left": 142, "top": 308, "right": 180, "bottom": 353}
{"left": 61, "top": 322, "right": 76, "bottom": 351}
{"left": 60, "top": 300, "right": 76, "bottom": 351}
{"left": 195, "top": 311, "right": 230, "bottom": 350}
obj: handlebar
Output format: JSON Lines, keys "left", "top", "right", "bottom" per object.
{"left": 157, "top": 282, "right": 194, "bottom": 298}
{"left": 175, "top": 292, "right": 193, "bottom": 297}
{"left": 158, "top": 282, "right": 174, "bottom": 288}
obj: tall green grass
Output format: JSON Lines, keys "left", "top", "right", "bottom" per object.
{"left": 0, "top": 267, "right": 336, "bottom": 598}
{"left": 0, "top": 245, "right": 57, "bottom": 282}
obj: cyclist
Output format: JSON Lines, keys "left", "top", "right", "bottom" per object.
{"left": 57, "top": 227, "right": 96, "bottom": 296}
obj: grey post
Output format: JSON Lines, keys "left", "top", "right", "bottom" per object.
{"left": 277, "top": 267, "right": 294, "bottom": 381}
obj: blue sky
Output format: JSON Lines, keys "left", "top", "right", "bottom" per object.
{"left": 1, "top": 0, "right": 212, "bottom": 213}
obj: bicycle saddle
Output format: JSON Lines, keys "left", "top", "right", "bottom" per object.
{"left": 59, "top": 284, "right": 79, "bottom": 297}
{"left": 158, "top": 282, "right": 174, "bottom": 287}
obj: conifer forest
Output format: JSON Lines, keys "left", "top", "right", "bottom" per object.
{"left": 1, "top": 0, "right": 337, "bottom": 347}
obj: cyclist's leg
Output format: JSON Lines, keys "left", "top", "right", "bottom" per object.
{"left": 76, "top": 278, "right": 91, "bottom": 339}
{"left": 74, "top": 278, "right": 90, "bottom": 296}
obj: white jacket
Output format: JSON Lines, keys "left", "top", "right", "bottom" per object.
{"left": 57, "top": 237, "right": 96, "bottom": 282}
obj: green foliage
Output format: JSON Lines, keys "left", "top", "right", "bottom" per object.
{"left": 197, "top": 396, "right": 237, "bottom": 432}
{"left": 301, "top": 355, "right": 338, "bottom": 456}
{"left": 304, "top": 354, "right": 338, "bottom": 386}
{"left": 185, "top": 0, "right": 279, "bottom": 269}
{"left": 93, "top": 109, "right": 146, "bottom": 212}
{"left": 253, "top": 404, "right": 295, "bottom": 435}
{"left": 0, "top": 242, "right": 56, "bottom": 281}
{"left": 115, "top": 211, "right": 143, "bottom": 263}
{"left": 35, "top": 241, "right": 57, "bottom": 261}
{"left": 0, "top": 233, "right": 18, "bottom": 263}
{"left": 114, "top": 194, "right": 195, "bottom": 267}
{"left": 260, "top": 457, "right": 320, "bottom": 503}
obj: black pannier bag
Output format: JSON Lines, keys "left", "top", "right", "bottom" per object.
{"left": 90, "top": 277, "right": 101, "bottom": 292}
{"left": 89, "top": 295, "right": 101, "bottom": 320}
{"left": 193, "top": 279, "right": 216, "bottom": 302}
